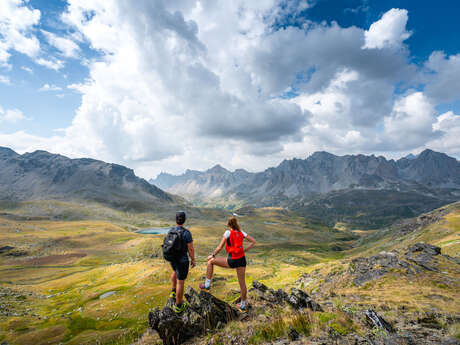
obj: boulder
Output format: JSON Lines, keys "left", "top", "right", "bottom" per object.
{"left": 148, "top": 287, "right": 238, "bottom": 345}
{"left": 350, "top": 252, "right": 402, "bottom": 286}
{"left": 287, "top": 288, "right": 323, "bottom": 311}
{"left": 365, "top": 309, "right": 394, "bottom": 333}
{"left": 408, "top": 243, "right": 441, "bottom": 256}
{"left": 405, "top": 243, "right": 442, "bottom": 272}
{"left": 251, "top": 281, "right": 322, "bottom": 311}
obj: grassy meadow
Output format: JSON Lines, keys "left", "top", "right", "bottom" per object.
{"left": 0, "top": 200, "right": 359, "bottom": 345}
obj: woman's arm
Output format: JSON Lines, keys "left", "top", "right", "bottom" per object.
{"left": 245, "top": 234, "right": 256, "bottom": 252}
{"left": 207, "top": 237, "right": 226, "bottom": 260}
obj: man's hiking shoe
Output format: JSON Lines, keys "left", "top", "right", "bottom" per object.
{"left": 237, "top": 303, "right": 246, "bottom": 311}
{"left": 169, "top": 291, "right": 176, "bottom": 299}
{"left": 174, "top": 301, "right": 189, "bottom": 314}
{"left": 199, "top": 283, "right": 210, "bottom": 291}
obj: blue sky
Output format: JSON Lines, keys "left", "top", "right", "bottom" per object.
{"left": 308, "top": 0, "right": 460, "bottom": 61}
{"left": 0, "top": 0, "right": 459, "bottom": 177}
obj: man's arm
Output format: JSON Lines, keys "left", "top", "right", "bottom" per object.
{"left": 187, "top": 242, "right": 196, "bottom": 268}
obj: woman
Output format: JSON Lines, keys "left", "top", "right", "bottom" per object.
{"left": 199, "top": 216, "right": 256, "bottom": 310}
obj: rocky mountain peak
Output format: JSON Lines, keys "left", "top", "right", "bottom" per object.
{"left": 0, "top": 147, "right": 173, "bottom": 208}
{"left": 0, "top": 146, "right": 19, "bottom": 158}
{"left": 206, "top": 164, "right": 229, "bottom": 174}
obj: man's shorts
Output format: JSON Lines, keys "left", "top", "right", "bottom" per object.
{"left": 170, "top": 260, "right": 189, "bottom": 280}
{"left": 227, "top": 255, "right": 247, "bottom": 268}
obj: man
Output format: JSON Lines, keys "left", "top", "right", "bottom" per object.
{"left": 169, "top": 211, "right": 195, "bottom": 313}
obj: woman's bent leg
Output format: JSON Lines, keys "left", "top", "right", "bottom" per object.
{"left": 236, "top": 266, "right": 247, "bottom": 301}
{"left": 210, "top": 256, "right": 231, "bottom": 269}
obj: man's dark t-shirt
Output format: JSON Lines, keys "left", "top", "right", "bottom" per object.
{"left": 172, "top": 226, "right": 192, "bottom": 263}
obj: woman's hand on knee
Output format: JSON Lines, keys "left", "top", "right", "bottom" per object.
{"left": 207, "top": 257, "right": 216, "bottom": 265}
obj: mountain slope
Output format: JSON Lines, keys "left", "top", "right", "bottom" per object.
{"left": 152, "top": 150, "right": 459, "bottom": 201}
{"left": 151, "top": 149, "right": 460, "bottom": 226}
{"left": 0, "top": 147, "right": 174, "bottom": 210}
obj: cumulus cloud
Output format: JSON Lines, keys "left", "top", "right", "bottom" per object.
{"left": 0, "top": 1, "right": 459, "bottom": 177}
{"left": 383, "top": 92, "right": 441, "bottom": 150}
{"left": 54, "top": 0, "right": 310, "bottom": 165}
{"left": 41, "top": 30, "right": 80, "bottom": 58}
{"left": 424, "top": 51, "right": 460, "bottom": 104}
{"left": 429, "top": 111, "right": 460, "bottom": 154}
{"left": 0, "top": 0, "right": 41, "bottom": 66}
{"left": 363, "top": 8, "right": 412, "bottom": 49}
{"left": 0, "top": 106, "right": 25, "bottom": 124}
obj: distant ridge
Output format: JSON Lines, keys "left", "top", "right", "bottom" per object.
{"left": 0, "top": 147, "right": 174, "bottom": 210}
{"left": 150, "top": 149, "right": 460, "bottom": 227}
{"left": 151, "top": 149, "right": 459, "bottom": 199}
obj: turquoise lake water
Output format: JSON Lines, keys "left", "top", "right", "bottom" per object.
{"left": 136, "top": 228, "right": 170, "bottom": 234}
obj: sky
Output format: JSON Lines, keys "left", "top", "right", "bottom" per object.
{"left": 0, "top": 0, "right": 459, "bottom": 178}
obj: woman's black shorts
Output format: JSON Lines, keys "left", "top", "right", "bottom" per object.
{"left": 170, "top": 260, "right": 189, "bottom": 280}
{"left": 227, "top": 255, "right": 247, "bottom": 268}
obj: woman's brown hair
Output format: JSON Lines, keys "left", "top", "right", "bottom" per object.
{"left": 227, "top": 217, "right": 240, "bottom": 231}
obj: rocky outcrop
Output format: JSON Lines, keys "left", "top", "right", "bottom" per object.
{"left": 405, "top": 243, "right": 442, "bottom": 272}
{"left": 148, "top": 286, "right": 238, "bottom": 345}
{"left": 349, "top": 242, "right": 457, "bottom": 286}
{"left": 349, "top": 251, "right": 408, "bottom": 286}
{"left": 365, "top": 309, "right": 394, "bottom": 333}
{"left": 251, "top": 281, "right": 323, "bottom": 311}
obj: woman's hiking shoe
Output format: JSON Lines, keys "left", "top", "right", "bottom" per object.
{"left": 174, "top": 301, "right": 189, "bottom": 314}
{"left": 199, "top": 283, "right": 210, "bottom": 291}
{"left": 169, "top": 291, "right": 176, "bottom": 299}
{"left": 237, "top": 303, "right": 246, "bottom": 311}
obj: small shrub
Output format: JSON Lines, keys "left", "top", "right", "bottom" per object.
{"left": 448, "top": 323, "right": 460, "bottom": 340}
{"left": 249, "top": 318, "right": 286, "bottom": 344}
{"left": 315, "top": 312, "right": 337, "bottom": 325}
{"left": 291, "top": 313, "right": 311, "bottom": 336}
{"left": 329, "top": 322, "right": 350, "bottom": 336}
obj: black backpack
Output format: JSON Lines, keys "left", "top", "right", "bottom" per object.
{"left": 162, "top": 227, "right": 184, "bottom": 262}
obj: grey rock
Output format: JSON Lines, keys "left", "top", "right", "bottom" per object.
{"left": 350, "top": 251, "right": 404, "bottom": 286}
{"left": 0, "top": 246, "right": 14, "bottom": 254}
{"left": 288, "top": 325, "right": 299, "bottom": 341}
{"left": 251, "top": 281, "right": 322, "bottom": 311}
{"left": 365, "top": 309, "right": 395, "bottom": 333}
{"left": 148, "top": 287, "right": 238, "bottom": 345}
{"left": 99, "top": 291, "right": 116, "bottom": 300}
{"left": 408, "top": 243, "right": 441, "bottom": 255}
{"left": 405, "top": 243, "right": 442, "bottom": 272}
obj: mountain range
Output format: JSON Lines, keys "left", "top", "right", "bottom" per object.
{"left": 0, "top": 147, "right": 174, "bottom": 210}
{"left": 151, "top": 149, "right": 460, "bottom": 227}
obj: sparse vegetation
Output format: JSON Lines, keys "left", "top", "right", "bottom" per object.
{"left": 1, "top": 200, "right": 459, "bottom": 344}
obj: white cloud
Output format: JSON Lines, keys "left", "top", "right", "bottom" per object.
{"left": 0, "top": 0, "right": 41, "bottom": 66}
{"left": 41, "top": 30, "right": 80, "bottom": 58}
{"left": 39, "top": 83, "right": 62, "bottom": 91}
{"left": 363, "top": 8, "right": 412, "bottom": 49}
{"left": 21, "top": 66, "right": 33, "bottom": 73}
{"left": 424, "top": 51, "right": 460, "bottom": 104}
{"left": 1, "top": 1, "right": 459, "bottom": 178}
{"left": 383, "top": 92, "right": 441, "bottom": 150}
{"left": 0, "top": 75, "right": 10, "bottom": 84}
{"left": 429, "top": 111, "right": 460, "bottom": 155}
{"left": 0, "top": 106, "right": 25, "bottom": 123}
{"left": 35, "top": 57, "right": 64, "bottom": 70}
